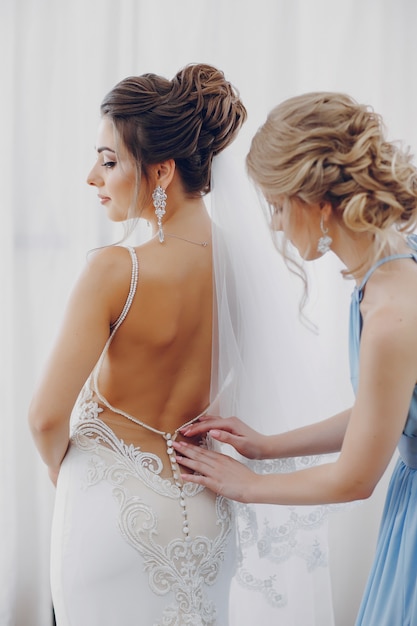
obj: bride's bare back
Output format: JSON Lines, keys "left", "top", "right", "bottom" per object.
{"left": 92, "top": 235, "right": 213, "bottom": 455}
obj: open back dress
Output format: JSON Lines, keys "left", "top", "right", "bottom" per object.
{"left": 50, "top": 246, "right": 236, "bottom": 626}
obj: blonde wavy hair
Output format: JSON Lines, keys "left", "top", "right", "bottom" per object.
{"left": 247, "top": 92, "right": 417, "bottom": 277}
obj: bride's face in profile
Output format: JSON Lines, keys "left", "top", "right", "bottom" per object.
{"left": 86, "top": 117, "right": 137, "bottom": 222}
{"left": 269, "top": 195, "right": 324, "bottom": 261}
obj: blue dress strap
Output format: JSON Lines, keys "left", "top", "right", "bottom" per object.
{"left": 356, "top": 234, "right": 417, "bottom": 294}
{"left": 349, "top": 234, "right": 417, "bottom": 392}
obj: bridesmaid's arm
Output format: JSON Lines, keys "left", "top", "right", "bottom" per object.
{"left": 175, "top": 306, "right": 417, "bottom": 505}
{"left": 180, "top": 409, "right": 351, "bottom": 461}
{"left": 261, "top": 409, "right": 351, "bottom": 458}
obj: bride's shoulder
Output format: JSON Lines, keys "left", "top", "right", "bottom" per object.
{"left": 84, "top": 245, "right": 134, "bottom": 278}
{"left": 72, "top": 245, "right": 135, "bottom": 315}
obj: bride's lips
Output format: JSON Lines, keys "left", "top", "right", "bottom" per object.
{"left": 98, "top": 195, "right": 110, "bottom": 204}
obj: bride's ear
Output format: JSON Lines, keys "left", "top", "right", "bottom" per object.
{"left": 152, "top": 159, "right": 176, "bottom": 189}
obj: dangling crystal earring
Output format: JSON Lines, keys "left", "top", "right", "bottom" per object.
{"left": 317, "top": 214, "right": 332, "bottom": 254}
{"left": 152, "top": 185, "right": 167, "bottom": 243}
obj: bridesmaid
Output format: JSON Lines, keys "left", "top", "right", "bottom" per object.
{"left": 175, "top": 91, "right": 417, "bottom": 626}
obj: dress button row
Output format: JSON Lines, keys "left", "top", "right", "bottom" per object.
{"left": 165, "top": 432, "right": 191, "bottom": 542}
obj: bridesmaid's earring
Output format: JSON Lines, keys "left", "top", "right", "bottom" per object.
{"left": 317, "top": 215, "right": 332, "bottom": 254}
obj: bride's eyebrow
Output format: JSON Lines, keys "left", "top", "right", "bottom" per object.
{"left": 96, "top": 146, "right": 116, "bottom": 154}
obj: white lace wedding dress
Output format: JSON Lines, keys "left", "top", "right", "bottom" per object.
{"left": 50, "top": 248, "right": 236, "bottom": 626}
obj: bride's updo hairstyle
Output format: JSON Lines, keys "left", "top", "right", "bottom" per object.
{"left": 101, "top": 63, "right": 246, "bottom": 204}
{"left": 247, "top": 92, "right": 417, "bottom": 274}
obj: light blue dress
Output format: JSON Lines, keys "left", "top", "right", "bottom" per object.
{"left": 350, "top": 235, "right": 417, "bottom": 626}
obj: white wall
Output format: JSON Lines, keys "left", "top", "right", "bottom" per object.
{"left": 3, "top": 0, "right": 417, "bottom": 623}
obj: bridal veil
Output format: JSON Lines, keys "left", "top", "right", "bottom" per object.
{"left": 209, "top": 148, "right": 335, "bottom": 625}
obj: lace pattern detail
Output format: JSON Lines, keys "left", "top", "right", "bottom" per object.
{"left": 256, "top": 510, "right": 328, "bottom": 568}
{"left": 70, "top": 386, "right": 234, "bottom": 625}
{"left": 115, "top": 488, "right": 232, "bottom": 626}
{"left": 235, "top": 567, "right": 286, "bottom": 609}
{"left": 251, "top": 454, "right": 324, "bottom": 474}
{"left": 233, "top": 500, "right": 328, "bottom": 608}
{"left": 74, "top": 386, "right": 206, "bottom": 498}
{"left": 230, "top": 454, "right": 330, "bottom": 608}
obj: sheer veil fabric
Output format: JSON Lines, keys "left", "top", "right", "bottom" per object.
{"left": 209, "top": 149, "right": 335, "bottom": 625}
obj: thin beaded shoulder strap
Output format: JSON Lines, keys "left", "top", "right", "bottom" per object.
{"left": 110, "top": 246, "right": 139, "bottom": 333}
{"left": 91, "top": 245, "right": 138, "bottom": 411}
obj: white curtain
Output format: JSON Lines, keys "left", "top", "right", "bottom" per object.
{"left": 2, "top": 0, "right": 417, "bottom": 624}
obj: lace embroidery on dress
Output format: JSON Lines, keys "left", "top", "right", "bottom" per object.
{"left": 114, "top": 490, "right": 232, "bottom": 626}
{"left": 231, "top": 455, "right": 330, "bottom": 608}
{"left": 68, "top": 246, "right": 234, "bottom": 625}
{"left": 72, "top": 386, "right": 234, "bottom": 626}
{"left": 74, "top": 385, "right": 204, "bottom": 499}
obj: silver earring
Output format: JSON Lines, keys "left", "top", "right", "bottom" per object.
{"left": 152, "top": 185, "right": 167, "bottom": 243}
{"left": 317, "top": 215, "right": 332, "bottom": 254}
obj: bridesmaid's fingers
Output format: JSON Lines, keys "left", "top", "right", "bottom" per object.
{"left": 172, "top": 440, "right": 255, "bottom": 502}
{"left": 172, "top": 441, "right": 218, "bottom": 468}
{"left": 180, "top": 416, "right": 230, "bottom": 437}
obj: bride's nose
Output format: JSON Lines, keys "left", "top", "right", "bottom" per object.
{"left": 86, "top": 163, "right": 102, "bottom": 187}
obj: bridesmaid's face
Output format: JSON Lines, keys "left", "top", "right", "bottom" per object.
{"left": 269, "top": 195, "right": 324, "bottom": 261}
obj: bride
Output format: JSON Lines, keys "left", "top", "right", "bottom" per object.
{"left": 28, "top": 63, "right": 246, "bottom": 626}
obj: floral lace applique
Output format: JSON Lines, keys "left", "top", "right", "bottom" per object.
{"left": 232, "top": 455, "right": 330, "bottom": 608}
{"left": 70, "top": 384, "right": 234, "bottom": 625}
{"left": 115, "top": 488, "right": 232, "bottom": 626}
{"left": 73, "top": 386, "right": 203, "bottom": 498}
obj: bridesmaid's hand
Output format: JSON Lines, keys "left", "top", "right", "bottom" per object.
{"left": 172, "top": 440, "right": 260, "bottom": 502}
{"left": 180, "top": 415, "right": 267, "bottom": 460}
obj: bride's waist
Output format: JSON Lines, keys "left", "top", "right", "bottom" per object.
{"left": 75, "top": 391, "right": 202, "bottom": 452}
